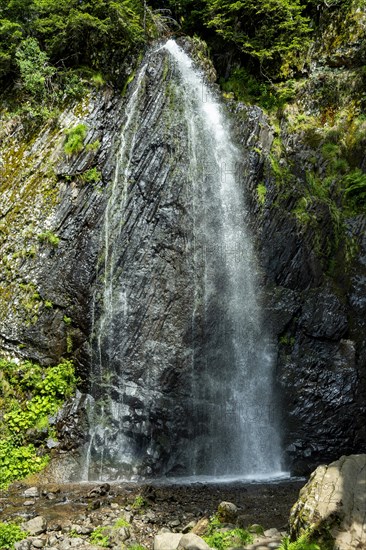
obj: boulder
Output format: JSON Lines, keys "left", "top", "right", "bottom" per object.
{"left": 22, "top": 516, "right": 47, "bottom": 536}
{"left": 217, "top": 501, "right": 238, "bottom": 523}
{"left": 153, "top": 533, "right": 183, "bottom": 550}
{"left": 177, "top": 533, "right": 211, "bottom": 549}
{"left": 289, "top": 454, "right": 366, "bottom": 550}
{"left": 192, "top": 518, "right": 209, "bottom": 536}
{"left": 23, "top": 487, "right": 39, "bottom": 498}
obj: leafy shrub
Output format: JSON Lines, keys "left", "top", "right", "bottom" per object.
{"left": 0, "top": 523, "right": 28, "bottom": 549}
{"left": 64, "top": 124, "right": 88, "bottom": 156}
{"left": 90, "top": 527, "right": 110, "bottom": 547}
{"left": 343, "top": 168, "right": 366, "bottom": 209}
{"left": 0, "top": 358, "right": 77, "bottom": 488}
{"left": 279, "top": 534, "right": 320, "bottom": 550}
{"left": 203, "top": 528, "right": 253, "bottom": 549}
{"left": 15, "top": 37, "right": 55, "bottom": 99}
{"left": 0, "top": 440, "right": 49, "bottom": 489}
{"left": 203, "top": 514, "right": 253, "bottom": 550}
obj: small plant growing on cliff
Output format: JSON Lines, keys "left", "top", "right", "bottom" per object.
{"left": 64, "top": 124, "right": 88, "bottom": 155}
{"left": 86, "top": 139, "right": 101, "bottom": 152}
{"left": 0, "top": 522, "right": 28, "bottom": 549}
{"left": 257, "top": 183, "right": 267, "bottom": 206}
{"left": 81, "top": 167, "right": 102, "bottom": 184}
{"left": 37, "top": 230, "right": 60, "bottom": 247}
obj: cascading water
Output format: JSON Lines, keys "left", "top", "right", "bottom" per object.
{"left": 80, "top": 39, "right": 285, "bottom": 481}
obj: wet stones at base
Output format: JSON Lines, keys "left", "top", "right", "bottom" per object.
{"left": 0, "top": 480, "right": 305, "bottom": 550}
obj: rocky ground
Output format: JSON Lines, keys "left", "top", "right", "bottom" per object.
{"left": 0, "top": 479, "right": 305, "bottom": 549}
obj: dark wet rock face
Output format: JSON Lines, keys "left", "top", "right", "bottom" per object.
{"left": 0, "top": 89, "right": 124, "bottom": 375}
{"left": 234, "top": 100, "right": 366, "bottom": 474}
{"left": 0, "top": 34, "right": 365, "bottom": 479}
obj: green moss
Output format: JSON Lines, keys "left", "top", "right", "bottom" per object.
{"left": 257, "top": 183, "right": 267, "bottom": 205}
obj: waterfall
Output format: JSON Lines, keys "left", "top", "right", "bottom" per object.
{"left": 80, "top": 39, "right": 284, "bottom": 482}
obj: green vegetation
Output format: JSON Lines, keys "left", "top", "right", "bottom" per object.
{"left": 81, "top": 167, "right": 102, "bottom": 184}
{"left": 257, "top": 183, "right": 267, "bottom": 206}
{"left": 90, "top": 527, "right": 110, "bottom": 547}
{"left": 64, "top": 124, "right": 88, "bottom": 156}
{"left": 15, "top": 37, "right": 55, "bottom": 99}
{"left": 86, "top": 139, "right": 101, "bottom": 152}
{"left": 202, "top": 515, "right": 253, "bottom": 550}
{"left": 280, "top": 335, "right": 295, "bottom": 346}
{"left": 0, "top": 358, "right": 77, "bottom": 488}
{"left": 206, "top": 0, "right": 311, "bottom": 79}
{"left": 37, "top": 230, "right": 60, "bottom": 247}
{"left": 279, "top": 534, "right": 320, "bottom": 550}
{"left": 0, "top": 523, "right": 28, "bottom": 549}
{"left": 132, "top": 495, "right": 147, "bottom": 509}
{"left": 204, "top": 529, "right": 253, "bottom": 549}
{"left": 114, "top": 518, "right": 131, "bottom": 528}
{"left": 0, "top": 0, "right": 148, "bottom": 95}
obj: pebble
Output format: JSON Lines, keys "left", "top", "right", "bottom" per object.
{"left": 24, "top": 487, "right": 39, "bottom": 498}
{"left": 24, "top": 500, "right": 36, "bottom": 506}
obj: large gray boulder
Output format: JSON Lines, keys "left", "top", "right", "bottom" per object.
{"left": 22, "top": 516, "right": 47, "bottom": 536}
{"left": 178, "top": 533, "right": 211, "bottom": 549}
{"left": 153, "top": 533, "right": 183, "bottom": 550}
{"left": 289, "top": 454, "right": 366, "bottom": 549}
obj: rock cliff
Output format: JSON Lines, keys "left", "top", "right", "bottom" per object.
{"left": 0, "top": 2, "right": 365, "bottom": 477}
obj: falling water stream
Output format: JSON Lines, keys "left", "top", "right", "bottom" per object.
{"left": 80, "top": 40, "right": 285, "bottom": 482}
